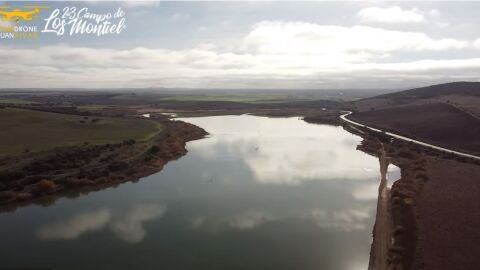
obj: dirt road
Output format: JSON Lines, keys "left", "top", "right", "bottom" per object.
{"left": 370, "top": 146, "right": 392, "bottom": 270}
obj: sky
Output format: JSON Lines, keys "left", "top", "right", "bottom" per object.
{"left": 2, "top": 1, "right": 480, "bottom": 90}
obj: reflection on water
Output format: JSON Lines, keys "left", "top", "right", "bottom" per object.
{"left": 36, "top": 209, "right": 112, "bottom": 240}
{"left": 0, "top": 115, "right": 399, "bottom": 270}
{"left": 111, "top": 204, "right": 166, "bottom": 243}
{"left": 183, "top": 115, "right": 392, "bottom": 185}
{"left": 309, "top": 207, "right": 372, "bottom": 232}
{"left": 228, "top": 210, "right": 275, "bottom": 230}
{"left": 35, "top": 204, "right": 166, "bottom": 243}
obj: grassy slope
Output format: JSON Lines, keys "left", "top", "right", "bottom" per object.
{"left": 0, "top": 108, "right": 162, "bottom": 155}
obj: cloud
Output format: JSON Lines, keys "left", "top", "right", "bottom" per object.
{"left": 244, "top": 21, "right": 467, "bottom": 54}
{"left": 475, "top": 38, "right": 480, "bottom": 49}
{"left": 114, "top": 0, "right": 161, "bottom": 8}
{"left": 1, "top": 20, "right": 479, "bottom": 89}
{"left": 0, "top": 20, "right": 13, "bottom": 28}
{"left": 358, "top": 6, "right": 425, "bottom": 24}
{"left": 36, "top": 209, "right": 111, "bottom": 240}
{"left": 171, "top": 12, "right": 190, "bottom": 21}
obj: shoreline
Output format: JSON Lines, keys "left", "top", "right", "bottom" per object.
{"left": 346, "top": 104, "right": 480, "bottom": 157}
{"left": 351, "top": 127, "right": 426, "bottom": 270}
{"left": 0, "top": 119, "right": 208, "bottom": 212}
{"left": 0, "top": 109, "right": 338, "bottom": 212}
{"left": 341, "top": 111, "right": 480, "bottom": 161}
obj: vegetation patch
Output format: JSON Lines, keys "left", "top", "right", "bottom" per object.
{"left": 0, "top": 108, "right": 162, "bottom": 155}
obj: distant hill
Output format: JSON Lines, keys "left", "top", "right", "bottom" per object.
{"left": 354, "top": 81, "right": 480, "bottom": 114}
{"left": 375, "top": 81, "right": 480, "bottom": 99}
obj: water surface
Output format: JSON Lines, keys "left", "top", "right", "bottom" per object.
{"left": 0, "top": 115, "right": 399, "bottom": 270}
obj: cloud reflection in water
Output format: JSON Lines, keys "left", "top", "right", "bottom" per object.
{"left": 310, "top": 208, "right": 372, "bottom": 232}
{"left": 36, "top": 204, "right": 166, "bottom": 244}
{"left": 36, "top": 209, "right": 111, "bottom": 240}
{"left": 111, "top": 204, "right": 166, "bottom": 243}
{"left": 181, "top": 115, "right": 388, "bottom": 185}
{"left": 228, "top": 210, "right": 275, "bottom": 230}
{"left": 179, "top": 115, "right": 398, "bottom": 234}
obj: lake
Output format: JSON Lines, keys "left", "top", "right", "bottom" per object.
{"left": 0, "top": 115, "right": 399, "bottom": 270}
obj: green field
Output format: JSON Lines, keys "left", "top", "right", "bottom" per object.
{"left": 0, "top": 98, "right": 38, "bottom": 105}
{"left": 157, "top": 94, "right": 317, "bottom": 104}
{"left": 77, "top": 104, "right": 109, "bottom": 111}
{"left": 0, "top": 108, "right": 162, "bottom": 155}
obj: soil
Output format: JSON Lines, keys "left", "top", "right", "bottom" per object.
{"left": 347, "top": 123, "right": 480, "bottom": 270}
{"left": 414, "top": 158, "right": 480, "bottom": 270}
{"left": 349, "top": 103, "right": 480, "bottom": 155}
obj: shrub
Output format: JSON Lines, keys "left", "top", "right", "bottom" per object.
{"left": 148, "top": 145, "right": 160, "bottom": 154}
{"left": 108, "top": 161, "right": 128, "bottom": 172}
{"left": 397, "top": 150, "right": 414, "bottom": 159}
{"left": 0, "top": 182, "right": 6, "bottom": 191}
{"left": 416, "top": 173, "right": 429, "bottom": 181}
{"left": 37, "top": 179, "right": 56, "bottom": 193}
{"left": 64, "top": 178, "right": 79, "bottom": 187}
{"left": 124, "top": 139, "right": 136, "bottom": 146}
{"left": 0, "top": 170, "right": 26, "bottom": 182}
{"left": 129, "top": 139, "right": 136, "bottom": 145}
{"left": 0, "top": 191, "right": 15, "bottom": 201}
